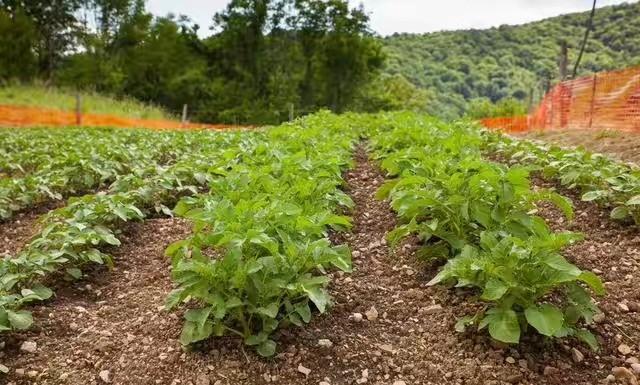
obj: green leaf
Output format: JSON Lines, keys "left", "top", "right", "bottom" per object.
{"left": 7, "top": 310, "right": 33, "bottom": 330}
{"left": 257, "top": 302, "right": 280, "bottom": 319}
{"left": 626, "top": 195, "right": 640, "bottom": 205}
{"left": 481, "top": 279, "right": 508, "bottom": 301}
{"left": 524, "top": 304, "right": 564, "bottom": 337}
{"left": 483, "top": 308, "right": 520, "bottom": 344}
{"left": 582, "top": 190, "right": 605, "bottom": 202}
{"left": 578, "top": 271, "right": 605, "bottom": 296}
{"left": 66, "top": 268, "right": 82, "bottom": 280}
{"left": 610, "top": 206, "right": 630, "bottom": 220}
{"left": 256, "top": 340, "right": 277, "bottom": 357}
{"left": 575, "top": 329, "right": 599, "bottom": 351}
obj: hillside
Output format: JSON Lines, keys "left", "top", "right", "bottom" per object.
{"left": 382, "top": 1, "right": 640, "bottom": 119}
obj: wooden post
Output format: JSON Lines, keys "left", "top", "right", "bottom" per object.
{"left": 588, "top": 73, "right": 598, "bottom": 129}
{"left": 75, "top": 93, "right": 82, "bottom": 126}
{"left": 289, "top": 103, "right": 294, "bottom": 122}
{"left": 181, "top": 104, "right": 188, "bottom": 125}
{"left": 559, "top": 41, "right": 569, "bottom": 81}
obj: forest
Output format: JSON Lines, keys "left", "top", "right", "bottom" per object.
{"left": 383, "top": 1, "right": 640, "bottom": 119}
{"left": 1, "top": 1, "right": 639, "bottom": 122}
{"left": 0, "top": 0, "right": 393, "bottom": 124}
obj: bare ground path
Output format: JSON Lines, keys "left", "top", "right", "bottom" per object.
{"left": 1, "top": 145, "right": 631, "bottom": 385}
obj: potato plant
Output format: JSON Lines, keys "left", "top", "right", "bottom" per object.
{"left": 166, "top": 113, "right": 357, "bottom": 356}
{"left": 485, "top": 131, "right": 640, "bottom": 226}
{"left": 0, "top": 130, "right": 249, "bottom": 332}
{"left": 367, "top": 112, "right": 604, "bottom": 349}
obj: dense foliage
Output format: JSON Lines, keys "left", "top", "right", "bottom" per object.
{"left": 365, "top": 113, "right": 603, "bottom": 348}
{"left": 486, "top": 132, "right": 640, "bottom": 226}
{"left": 0, "top": 126, "right": 247, "bottom": 333}
{"left": 0, "top": 0, "right": 383, "bottom": 124}
{"left": 383, "top": 2, "right": 640, "bottom": 119}
{"left": 167, "top": 113, "right": 357, "bottom": 356}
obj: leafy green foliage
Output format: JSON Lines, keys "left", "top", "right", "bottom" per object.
{"left": 0, "top": 127, "right": 228, "bottom": 220}
{"left": 486, "top": 132, "right": 640, "bottom": 226}
{"left": 2, "top": 0, "right": 384, "bottom": 125}
{"left": 167, "top": 112, "right": 357, "bottom": 356}
{"left": 383, "top": 2, "right": 640, "bottom": 118}
{"left": 366, "top": 112, "right": 603, "bottom": 348}
{"left": 0, "top": 127, "right": 250, "bottom": 334}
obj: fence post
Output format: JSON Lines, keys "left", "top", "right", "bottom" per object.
{"left": 181, "top": 104, "right": 188, "bottom": 125}
{"left": 75, "top": 93, "right": 82, "bottom": 126}
{"left": 289, "top": 103, "right": 294, "bottom": 122}
{"left": 588, "top": 73, "right": 598, "bottom": 129}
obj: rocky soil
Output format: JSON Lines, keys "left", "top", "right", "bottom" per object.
{"left": 0, "top": 145, "right": 639, "bottom": 385}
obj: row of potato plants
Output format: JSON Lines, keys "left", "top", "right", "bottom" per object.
{"left": 0, "top": 130, "right": 250, "bottom": 334}
{"left": 484, "top": 131, "right": 640, "bottom": 226}
{"left": 0, "top": 128, "right": 222, "bottom": 220}
{"left": 364, "top": 112, "right": 604, "bottom": 349}
{"left": 165, "top": 112, "right": 357, "bottom": 357}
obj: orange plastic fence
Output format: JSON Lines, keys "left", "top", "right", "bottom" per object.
{"left": 482, "top": 66, "right": 640, "bottom": 132}
{"left": 0, "top": 104, "right": 237, "bottom": 130}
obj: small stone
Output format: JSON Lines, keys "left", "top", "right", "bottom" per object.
{"left": 99, "top": 370, "right": 110, "bottom": 383}
{"left": 628, "top": 302, "right": 640, "bottom": 313}
{"left": 505, "top": 357, "right": 516, "bottom": 364}
{"left": 593, "top": 313, "right": 606, "bottom": 323}
{"left": 619, "top": 303, "right": 630, "bottom": 312}
{"left": 612, "top": 367, "right": 637, "bottom": 384}
{"left": 571, "top": 348, "right": 585, "bottom": 363}
{"left": 195, "top": 374, "right": 210, "bottom": 385}
{"left": 59, "top": 372, "right": 70, "bottom": 380}
{"left": 627, "top": 357, "right": 640, "bottom": 365}
{"left": 393, "top": 382, "right": 407, "bottom": 385}
{"left": 506, "top": 374, "right": 523, "bottom": 383}
{"left": 15, "top": 369, "right": 25, "bottom": 376}
{"left": 352, "top": 313, "right": 363, "bottom": 323}
{"left": 543, "top": 366, "right": 558, "bottom": 376}
{"left": 20, "top": 341, "right": 37, "bottom": 353}
{"left": 365, "top": 306, "right": 378, "bottom": 321}
{"left": 378, "top": 344, "right": 394, "bottom": 354}
{"left": 619, "top": 344, "right": 633, "bottom": 355}
{"left": 631, "top": 363, "right": 640, "bottom": 375}
{"left": 27, "top": 370, "right": 38, "bottom": 378}
{"left": 604, "top": 374, "right": 615, "bottom": 384}
{"left": 421, "top": 305, "right": 443, "bottom": 315}
{"left": 319, "top": 382, "right": 331, "bottom": 385}
{"left": 318, "top": 339, "right": 333, "bottom": 348}
{"left": 298, "top": 364, "right": 311, "bottom": 377}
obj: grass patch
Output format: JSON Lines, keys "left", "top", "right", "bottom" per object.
{"left": 0, "top": 84, "right": 174, "bottom": 120}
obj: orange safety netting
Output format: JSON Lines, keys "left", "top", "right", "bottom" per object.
{"left": 482, "top": 66, "right": 640, "bottom": 132}
{"left": 0, "top": 104, "right": 237, "bottom": 130}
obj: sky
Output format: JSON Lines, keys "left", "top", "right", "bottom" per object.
{"left": 146, "top": 0, "right": 635, "bottom": 37}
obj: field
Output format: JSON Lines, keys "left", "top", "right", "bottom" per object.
{"left": 1, "top": 113, "right": 639, "bottom": 385}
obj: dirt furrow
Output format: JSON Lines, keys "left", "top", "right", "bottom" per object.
{"left": 1, "top": 146, "right": 620, "bottom": 385}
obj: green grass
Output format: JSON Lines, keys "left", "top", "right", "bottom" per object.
{"left": 0, "top": 84, "right": 174, "bottom": 120}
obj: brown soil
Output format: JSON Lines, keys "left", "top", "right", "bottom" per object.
{"left": 1, "top": 146, "right": 637, "bottom": 385}
{"left": 517, "top": 129, "right": 640, "bottom": 165}
{"left": 0, "top": 202, "right": 63, "bottom": 257}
